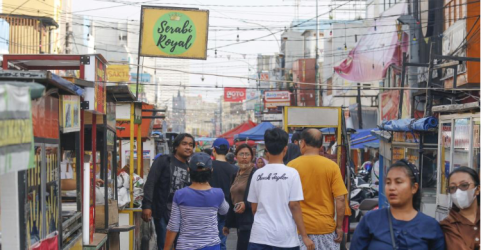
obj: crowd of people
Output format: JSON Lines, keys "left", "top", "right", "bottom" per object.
{"left": 141, "top": 129, "right": 480, "bottom": 250}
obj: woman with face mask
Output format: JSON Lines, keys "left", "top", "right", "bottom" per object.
{"left": 440, "top": 167, "right": 480, "bottom": 250}
{"left": 223, "top": 144, "right": 256, "bottom": 250}
{"left": 351, "top": 160, "right": 445, "bottom": 250}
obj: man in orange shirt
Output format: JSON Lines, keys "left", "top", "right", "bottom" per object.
{"left": 287, "top": 128, "right": 348, "bottom": 250}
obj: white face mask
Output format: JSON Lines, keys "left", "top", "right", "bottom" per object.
{"left": 451, "top": 187, "right": 477, "bottom": 209}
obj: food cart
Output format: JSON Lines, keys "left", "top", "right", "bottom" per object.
{"left": 0, "top": 69, "right": 83, "bottom": 250}
{"left": 1, "top": 54, "right": 127, "bottom": 249}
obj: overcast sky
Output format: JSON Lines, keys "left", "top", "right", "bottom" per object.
{"left": 72, "top": 0, "right": 333, "bottom": 102}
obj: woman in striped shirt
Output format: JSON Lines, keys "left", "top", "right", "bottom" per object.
{"left": 164, "top": 152, "right": 230, "bottom": 250}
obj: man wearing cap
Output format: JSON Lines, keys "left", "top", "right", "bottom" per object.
{"left": 164, "top": 152, "right": 229, "bottom": 250}
{"left": 209, "top": 138, "right": 238, "bottom": 250}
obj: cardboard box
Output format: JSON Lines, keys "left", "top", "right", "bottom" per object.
{"left": 95, "top": 199, "right": 119, "bottom": 229}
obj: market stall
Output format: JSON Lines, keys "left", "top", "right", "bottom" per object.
{"left": 0, "top": 82, "right": 44, "bottom": 250}
{"left": 377, "top": 117, "right": 439, "bottom": 217}
{"left": 434, "top": 105, "right": 480, "bottom": 221}
{"left": 1, "top": 54, "right": 124, "bottom": 249}
{"left": 0, "top": 69, "right": 83, "bottom": 250}
{"left": 115, "top": 102, "right": 157, "bottom": 250}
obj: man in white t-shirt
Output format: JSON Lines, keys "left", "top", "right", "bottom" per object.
{"left": 247, "top": 128, "right": 315, "bottom": 250}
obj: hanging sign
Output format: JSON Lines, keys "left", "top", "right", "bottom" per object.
{"left": 0, "top": 85, "right": 34, "bottom": 175}
{"left": 60, "top": 95, "right": 81, "bottom": 133}
{"left": 139, "top": 6, "right": 209, "bottom": 59}
{"left": 224, "top": 87, "right": 246, "bottom": 102}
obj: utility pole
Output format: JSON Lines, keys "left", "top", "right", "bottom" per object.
{"left": 357, "top": 83, "right": 363, "bottom": 129}
{"left": 315, "top": 0, "right": 320, "bottom": 106}
{"left": 154, "top": 60, "right": 158, "bottom": 106}
{"left": 65, "top": 23, "right": 69, "bottom": 54}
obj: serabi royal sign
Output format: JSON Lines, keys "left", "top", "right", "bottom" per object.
{"left": 140, "top": 6, "right": 209, "bottom": 60}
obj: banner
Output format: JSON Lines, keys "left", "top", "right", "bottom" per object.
{"left": 379, "top": 90, "right": 410, "bottom": 122}
{"left": 0, "top": 85, "right": 34, "bottom": 175}
{"left": 140, "top": 6, "right": 209, "bottom": 59}
{"left": 60, "top": 95, "right": 81, "bottom": 133}
{"left": 224, "top": 87, "right": 246, "bottom": 102}
{"left": 107, "top": 64, "right": 130, "bottom": 82}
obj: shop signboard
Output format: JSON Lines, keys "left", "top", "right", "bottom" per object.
{"left": 107, "top": 64, "right": 130, "bottom": 82}
{"left": 139, "top": 6, "right": 209, "bottom": 59}
{"left": 0, "top": 85, "right": 34, "bottom": 175}
{"left": 59, "top": 95, "right": 81, "bottom": 133}
{"left": 224, "top": 87, "right": 246, "bottom": 102}
{"left": 265, "top": 91, "right": 290, "bottom": 102}
{"left": 264, "top": 91, "right": 291, "bottom": 108}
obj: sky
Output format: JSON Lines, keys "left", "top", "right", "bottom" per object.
{"left": 71, "top": 0, "right": 336, "bottom": 103}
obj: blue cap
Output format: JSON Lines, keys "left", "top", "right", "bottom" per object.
{"left": 189, "top": 152, "right": 213, "bottom": 171}
{"left": 213, "top": 138, "right": 230, "bottom": 150}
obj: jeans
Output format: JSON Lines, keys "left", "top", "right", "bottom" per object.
{"left": 218, "top": 216, "right": 227, "bottom": 250}
{"left": 153, "top": 217, "right": 168, "bottom": 250}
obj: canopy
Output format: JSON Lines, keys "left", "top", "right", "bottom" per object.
{"left": 236, "top": 122, "right": 276, "bottom": 141}
{"left": 380, "top": 117, "right": 438, "bottom": 132}
{"left": 320, "top": 127, "right": 336, "bottom": 134}
{"left": 350, "top": 128, "right": 380, "bottom": 149}
{"left": 219, "top": 120, "right": 257, "bottom": 145}
{"left": 334, "top": 2, "right": 408, "bottom": 82}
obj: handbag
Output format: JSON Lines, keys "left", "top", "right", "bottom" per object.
{"left": 388, "top": 208, "right": 397, "bottom": 250}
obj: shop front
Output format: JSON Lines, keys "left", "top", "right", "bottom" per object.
{"left": 377, "top": 117, "right": 439, "bottom": 217}
{"left": 435, "top": 111, "right": 480, "bottom": 221}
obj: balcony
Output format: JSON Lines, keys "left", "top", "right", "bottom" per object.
{"left": 0, "top": 14, "right": 58, "bottom": 54}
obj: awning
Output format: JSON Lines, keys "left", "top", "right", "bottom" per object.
{"left": 334, "top": 2, "right": 408, "bottom": 82}
{"left": 350, "top": 128, "right": 380, "bottom": 149}
{"left": 0, "top": 81, "right": 45, "bottom": 99}
{"left": 379, "top": 117, "right": 438, "bottom": 132}
{"left": 219, "top": 120, "right": 257, "bottom": 145}
{"left": 107, "top": 85, "right": 136, "bottom": 102}
{"left": 0, "top": 70, "right": 84, "bottom": 96}
{"left": 236, "top": 122, "right": 275, "bottom": 141}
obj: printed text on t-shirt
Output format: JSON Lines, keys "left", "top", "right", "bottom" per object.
{"left": 256, "top": 173, "right": 289, "bottom": 182}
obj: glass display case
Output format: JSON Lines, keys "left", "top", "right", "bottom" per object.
{"left": 436, "top": 113, "right": 480, "bottom": 221}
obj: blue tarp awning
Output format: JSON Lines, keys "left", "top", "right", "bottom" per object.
{"left": 320, "top": 127, "right": 336, "bottom": 134}
{"left": 350, "top": 128, "right": 380, "bottom": 149}
{"left": 51, "top": 73, "right": 85, "bottom": 96}
{"left": 236, "top": 122, "right": 276, "bottom": 141}
{"left": 379, "top": 117, "right": 438, "bottom": 132}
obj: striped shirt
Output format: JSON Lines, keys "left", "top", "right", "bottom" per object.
{"left": 167, "top": 187, "right": 229, "bottom": 250}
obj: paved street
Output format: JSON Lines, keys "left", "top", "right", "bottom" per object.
{"left": 226, "top": 229, "right": 237, "bottom": 250}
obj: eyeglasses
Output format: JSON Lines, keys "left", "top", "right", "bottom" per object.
{"left": 447, "top": 182, "right": 475, "bottom": 194}
{"left": 238, "top": 153, "right": 251, "bottom": 158}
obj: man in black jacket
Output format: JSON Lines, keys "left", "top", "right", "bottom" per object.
{"left": 142, "top": 133, "right": 195, "bottom": 250}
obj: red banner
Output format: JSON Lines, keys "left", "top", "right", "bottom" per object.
{"left": 224, "top": 88, "right": 246, "bottom": 102}
{"left": 379, "top": 90, "right": 411, "bottom": 122}
{"left": 31, "top": 234, "right": 58, "bottom": 250}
